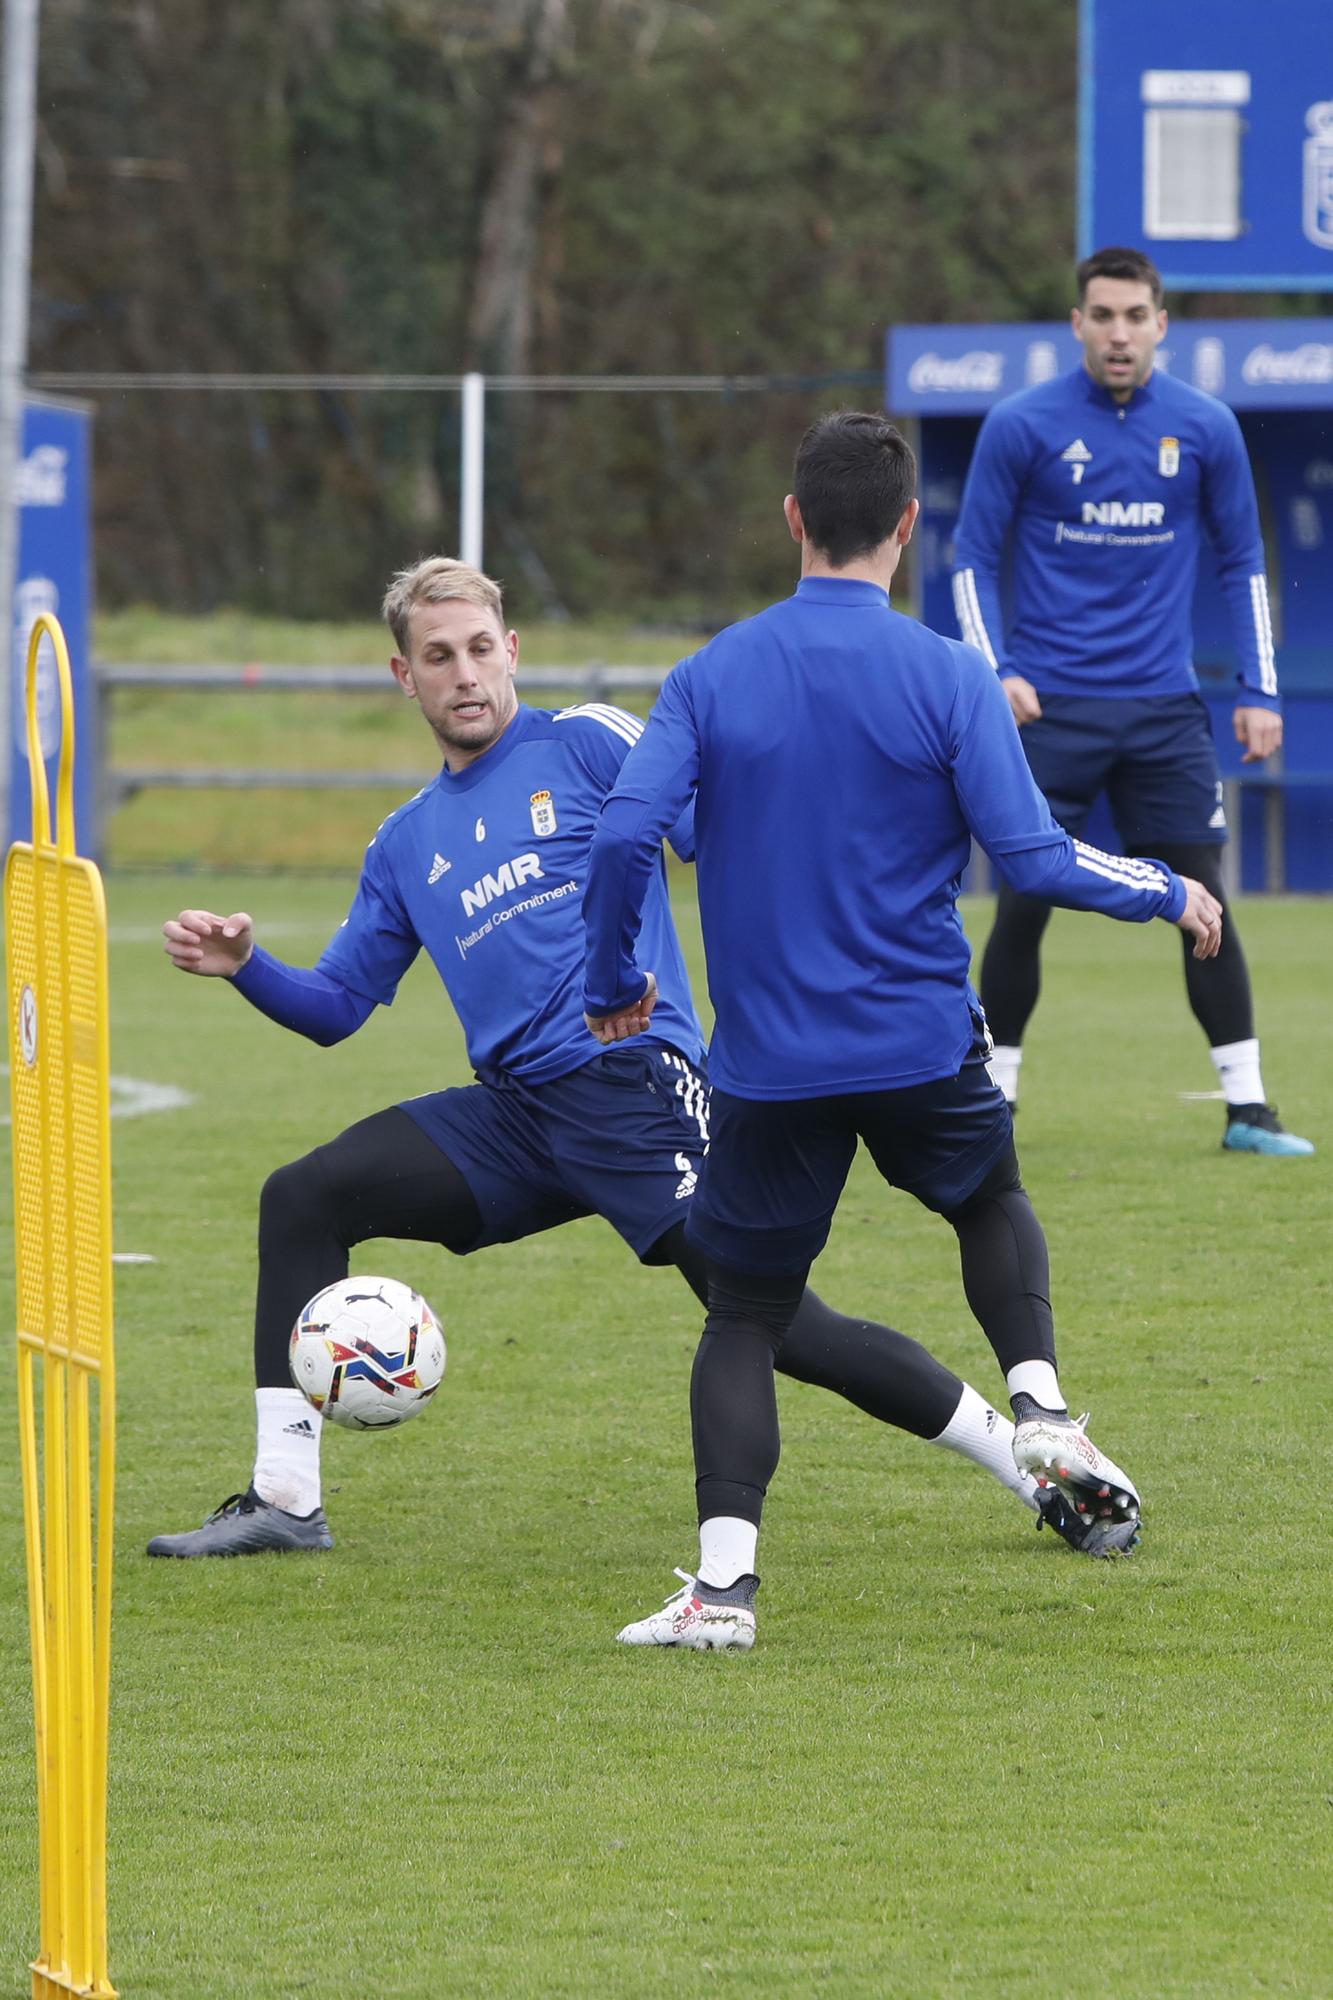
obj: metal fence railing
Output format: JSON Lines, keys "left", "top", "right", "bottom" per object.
{"left": 94, "top": 663, "right": 1330, "bottom": 891}
{"left": 93, "top": 661, "right": 672, "bottom": 850}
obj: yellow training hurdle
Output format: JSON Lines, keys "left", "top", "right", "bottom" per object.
{"left": 7, "top": 613, "right": 117, "bottom": 1999}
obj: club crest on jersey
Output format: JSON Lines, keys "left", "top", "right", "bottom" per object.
{"left": 1061, "top": 438, "right": 1093, "bottom": 485}
{"left": 1159, "top": 436, "right": 1181, "bottom": 478}
{"left": 529, "top": 789, "right": 557, "bottom": 837}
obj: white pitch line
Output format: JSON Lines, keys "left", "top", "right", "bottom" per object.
{"left": 107, "top": 919, "right": 337, "bottom": 945}
{"left": 0, "top": 1067, "right": 195, "bottom": 1121}
{"left": 107, "top": 1075, "right": 195, "bottom": 1118}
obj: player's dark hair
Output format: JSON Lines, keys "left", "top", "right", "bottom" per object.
{"left": 1076, "top": 246, "right": 1164, "bottom": 308}
{"left": 791, "top": 412, "right": 917, "bottom": 567}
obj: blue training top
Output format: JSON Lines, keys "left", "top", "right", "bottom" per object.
{"left": 582, "top": 578, "right": 1187, "bottom": 1101}
{"left": 234, "top": 702, "right": 705, "bottom": 1083}
{"left": 951, "top": 365, "right": 1280, "bottom": 709}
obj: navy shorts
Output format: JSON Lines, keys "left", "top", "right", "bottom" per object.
{"left": 1019, "top": 692, "right": 1226, "bottom": 848}
{"left": 686, "top": 1036, "right": 1013, "bottom": 1276}
{"left": 398, "top": 1044, "right": 710, "bottom": 1257}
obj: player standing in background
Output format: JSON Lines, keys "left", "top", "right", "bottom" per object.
{"left": 953, "top": 246, "right": 1313, "bottom": 1157}
{"left": 147, "top": 557, "right": 1090, "bottom": 1562}
{"left": 583, "top": 411, "right": 1225, "bottom": 1651}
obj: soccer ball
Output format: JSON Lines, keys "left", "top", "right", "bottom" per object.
{"left": 290, "top": 1275, "right": 446, "bottom": 1430}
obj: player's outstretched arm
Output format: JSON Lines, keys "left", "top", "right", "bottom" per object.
{"left": 1175, "top": 877, "right": 1224, "bottom": 960}
{"left": 164, "top": 908, "right": 377, "bottom": 1046}
{"left": 953, "top": 657, "right": 1191, "bottom": 929}
{"left": 163, "top": 909, "right": 254, "bottom": 976}
{"left": 584, "top": 971, "right": 658, "bottom": 1044}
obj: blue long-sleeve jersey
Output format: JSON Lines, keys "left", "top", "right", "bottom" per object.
{"left": 231, "top": 703, "right": 705, "bottom": 1082}
{"left": 583, "top": 578, "right": 1188, "bottom": 1101}
{"left": 951, "top": 365, "right": 1279, "bottom": 709}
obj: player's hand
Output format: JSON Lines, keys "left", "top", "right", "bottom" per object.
{"left": 584, "top": 971, "right": 659, "bottom": 1044}
{"left": 1234, "top": 705, "right": 1282, "bottom": 764}
{"left": 1175, "top": 878, "right": 1223, "bottom": 960}
{"left": 163, "top": 909, "right": 255, "bottom": 976}
{"left": 1002, "top": 675, "right": 1042, "bottom": 726}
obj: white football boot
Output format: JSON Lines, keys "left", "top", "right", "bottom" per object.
{"left": 617, "top": 1568, "right": 757, "bottom": 1651}
{"left": 1012, "top": 1412, "right": 1140, "bottom": 1531}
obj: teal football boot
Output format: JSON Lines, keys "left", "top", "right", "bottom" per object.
{"left": 1222, "top": 1104, "right": 1314, "bottom": 1157}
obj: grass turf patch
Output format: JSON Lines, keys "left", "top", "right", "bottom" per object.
{"left": 1, "top": 875, "right": 1329, "bottom": 1997}
{"left": 101, "top": 671, "right": 663, "bottom": 872}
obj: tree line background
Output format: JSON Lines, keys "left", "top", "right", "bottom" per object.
{"left": 26, "top": 0, "right": 1129, "bottom": 623}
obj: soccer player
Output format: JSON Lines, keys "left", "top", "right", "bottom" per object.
{"left": 582, "top": 411, "right": 1224, "bottom": 1650}
{"left": 148, "top": 556, "right": 1093, "bottom": 1561}
{"left": 952, "top": 245, "right": 1312, "bottom": 1157}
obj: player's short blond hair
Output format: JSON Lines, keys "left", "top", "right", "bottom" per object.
{"left": 381, "top": 557, "right": 507, "bottom": 654}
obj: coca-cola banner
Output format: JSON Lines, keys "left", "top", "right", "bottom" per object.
{"left": 887, "top": 320, "right": 1333, "bottom": 415}
{"left": 892, "top": 310, "right": 1333, "bottom": 889}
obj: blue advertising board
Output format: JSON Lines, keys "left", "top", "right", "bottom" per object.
{"left": 887, "top": 318, "right": 1333, "bottom": 416}
{"left": 887, "top": 316, "right": 1333, "bottom": 692}
{"left": 885, "top": 319, "right": 1333, "bottom": 889}
{"left": 11, "top": 398, "right": 94, "bottom": 853}
{"left": 1080, "top": 0, "right": 1333, "bottom": 290}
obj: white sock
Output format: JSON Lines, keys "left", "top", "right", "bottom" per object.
{"left": 253, "top": 1387, "right": 323, "bottom": 1515}
{"left": 1210, "top": 1037, "right": 1265, "bottom": 1107}
{"left": 1006, "top": 1359, "right": 1065, "bottom": 1414}
{"left": 932, "top": 1383, "right": 1038, "bottom": 1508}
{"left": 988, "top": 1044, "right": 1022, "bottom": 1105}
{"left": 697, "top": 1515, "right": 758, "bottom": 1587}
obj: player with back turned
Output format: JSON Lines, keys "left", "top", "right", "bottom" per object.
{"left": 952, "top": 245, "right": 1312, "bottom": 1156}
{"left": 147, "top": 557, "right": 1100, "bottom": 1563}
{"left": 583, "top": 411, "right": 1223, "bottom": 1651}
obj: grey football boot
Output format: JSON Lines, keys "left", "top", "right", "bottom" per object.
{"left": 147, "top": 1486, "right": 333, "bottom": 1557}
{"left": 1033, "top": 1485, "right": 1141, "bottom": 1558}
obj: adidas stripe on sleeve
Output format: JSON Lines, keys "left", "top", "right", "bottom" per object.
{"left": 554, "top": 701, "right": 645, "bottom": 750}
{"left": 951, "top": 568, "right": 1001, "bottom": 671}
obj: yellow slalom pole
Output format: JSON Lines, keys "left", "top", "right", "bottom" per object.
{"left": 8, "top": 611, "right": 118, "bottom": 2000}
{"left": 91, "top": 981, "right": 117, "bottom": 1990}
{"left": 28, "top": 613, "right": 68, "bottom": 1990}
{"left": 16, "top": 1342, "right": 49, "bottom": 1957}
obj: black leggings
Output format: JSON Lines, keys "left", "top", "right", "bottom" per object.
{"left": 255, "top": 1106, "right": 969, "bottom": 1443}
{"left": 980, "top": 841, "right": 1253, "bottom": 1049}
{"left": 689, "top": 1145, "right": 1053, "bottom": 1526}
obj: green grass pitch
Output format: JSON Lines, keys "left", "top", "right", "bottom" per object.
{"left": 2, "top": 872, "right": 1330, "bottom": 1998}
